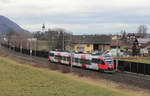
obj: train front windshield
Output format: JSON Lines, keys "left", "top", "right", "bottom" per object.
{"left": 106, "top": 61, "right": 113, "bottom": 66}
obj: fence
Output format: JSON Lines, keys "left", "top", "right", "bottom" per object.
{"left": 1, "top": 43, "right": 48, "bottom": 58}
{"left": 114, "top": 60, "right": 150, "bottom": 75}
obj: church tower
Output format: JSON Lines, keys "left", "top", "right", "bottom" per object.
{"left": 42, "top": 24, "right": 45, "bottom": 33}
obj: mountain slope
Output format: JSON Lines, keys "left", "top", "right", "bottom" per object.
{"left": 0, "top": 15, "right": 29, "bottom": 35}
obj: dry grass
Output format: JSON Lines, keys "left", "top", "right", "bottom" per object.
{"left": 0, "top": 57, "right": 141, "bottom": 96}
{"left": 119, "top": 56, "right": 150, "bottom": 64}
{"left": 37, "top": 40, "right": 49, "bottom": 51}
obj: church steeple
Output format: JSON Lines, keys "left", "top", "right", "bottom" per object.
{"left": 42, "top": 24, "right": 45, "bottom": 32}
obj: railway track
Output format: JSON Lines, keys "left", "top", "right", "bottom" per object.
{"left": 0, "top": 45, "right": 150, "bottom": 90}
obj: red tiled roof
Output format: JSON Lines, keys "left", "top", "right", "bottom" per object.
{"left": 111, "top": 40, "right": 123, "bottom": 46}
{"left": 73, "top": 35, "right": 111, "bottom": 44}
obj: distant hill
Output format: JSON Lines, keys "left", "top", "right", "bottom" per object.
{"left": 0, "top": 15, "right": 30, "bottom": 36}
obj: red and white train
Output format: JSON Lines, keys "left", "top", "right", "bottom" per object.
{"left": 48, "top": 51, "right": 115, "bottom": 73}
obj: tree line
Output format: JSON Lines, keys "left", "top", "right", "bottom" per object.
{"left": 33, "top": 28, "right": 72, "bottom": 51}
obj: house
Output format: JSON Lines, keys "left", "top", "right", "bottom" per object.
{"left": 109, "top": 49, "right": 124, "bottom": 57}
{"left": 110, "top": 39, "right": 123, "bottom": 48}
{"left": 140, "top": 47, "right": 149, "bottom": 56}
{"left": 72, "top": 35, "right": 111, "bottom": 53}
{"left": 137, "top": 38, "right": 150, "bottom": 47}
{"left": 137, "top": 38, "right": 150, "bottom": 56}
{"left": 146, "top": 46, "right": 150, "bottom": 55}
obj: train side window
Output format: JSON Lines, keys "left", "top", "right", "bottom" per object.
{"left": 64, "top": 57, "right": 66, "bottom": 60}
{"left": 55, "top": 55, "right": 61, "bottom": 59}
{"left": 80, "top": 59, "right": 91, "bottom": 65}
{"left": 59, "top": 56, "right": 61, "bottom": 59}
{"left": 73, "top": 58, "right": 75, "bottom": 62}
{"left": 75, "top": 58, "right": 79, "bottom": 63}
{"left": 65, "top": 57, "right": 67, "bottom": 61}
{"left": 54, "top": 55, "right": 57, "bottom": 59}
{"left": 92, "top": 59, "right": 98, "bottom": 63}
{"left": 49, "top": 53, "right": 54, "bottom": 56}
{"left": 99, "top": 59, "right": 105, "bottom": 65}
{"left": 80, "top": 59, "right": 83, "bottom": 64}
{"left": 63, "top": 57, "right": 67, "bottom": 61}
{"left": 85, "top": 59, "right": 91, "bottom": 65}
{"left": 67, "top": 57, "right": 71, "bottom": 61}
{"left": 80, "top": 59, "right": 86, "bottom": 64}
{"left": 61, "top": 56, "right": 64, "bottom": 60}
{"left": 81, "top": 59, "right": 84, "bottom": 64}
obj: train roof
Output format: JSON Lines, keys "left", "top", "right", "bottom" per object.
{"left": 49, "top": 51, "right": 112, "bottom": 60}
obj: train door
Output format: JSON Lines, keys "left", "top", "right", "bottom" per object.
{"left": 68, "top": 53, "right": 71, "bottom": 65}
{"left": 85, "top": 54, "right": 92, "bottom": 69}
{"left": 54, "top": 52, "right": 61, "bottom": 63}
{"left": 61, "top": 52, "right": 65, "bottom": 64}
{"left": 91, "top": 57, "right": 99, "bottom": 70}
{"left": 73, "top": 54, "right": 81, "bottom": 67}
{"left": 81, "top": 55, "right": 86, "bottom": 68}
{"left": 53, "top": 52, "right": 57, "bottom": 62}
{"left": 48, "top": 51, "right": 55, "bottom": 62}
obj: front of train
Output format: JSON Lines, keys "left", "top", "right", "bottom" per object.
{"left": 102, "top": 53, "right": 115, "bottom": 73}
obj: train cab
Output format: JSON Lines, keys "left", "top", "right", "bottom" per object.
{"left": 102, "top": 54, "right": 115, "bottom": 72}
{"left": 48, "top": 51, "right": 55, "bottom": 62}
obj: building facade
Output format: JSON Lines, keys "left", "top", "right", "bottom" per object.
{"left": 73, "top": 35, "right": 111, "bottom": 53}
{"left": 74, "top": 43, "right": 93, "bottom": 53}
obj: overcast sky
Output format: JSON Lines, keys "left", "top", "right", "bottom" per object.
{"left": 0, "top": 0, "right": 150, "bottom": 34}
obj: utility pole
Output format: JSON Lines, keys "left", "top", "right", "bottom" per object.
{"left": 47, "top": 29, "right": 50, "bottom": 51}
{"left": 70, "top": 33, "right": 73, "bottom": 72}
{"left": 116, "top": 34, "right": 119, "bottom": 72}
{"left": 35, "top": 38, "right": 37, "bottom": 56}
{"left": 62, "top": 32, "right": 65, "bottom": 51}
{"left": 29, "top": 39, "right": 32, "bottom": 56}
{"left": 20, "top": 40, "right": 22, "bottom": 53}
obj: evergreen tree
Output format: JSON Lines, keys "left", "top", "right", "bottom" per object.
{"left": 132, "top": 38, "right": 140, "bottom": 56}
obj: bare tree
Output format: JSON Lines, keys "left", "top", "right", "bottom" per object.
{"left": 47, "top": 28, "right": 72, "bottom": 51}
{"left": 6, "top": 29, "right": 17, "bottom": 47}
{"left": 32, "top": 28, "right": 72, "bottom": 51}
{"left": 6, "top": 29, "right": 31, "bottom": 48}
{"left": 6, "top": 29, "right": 16, "bottom": 40}
{"left": 33, "top": 31, "right": 41, "bottom": 39}
{"left": 47, "top": 29, "right": 58, "bottom": 50}
{"left": 137, "top": 25, "right": 148, "bottom": 38}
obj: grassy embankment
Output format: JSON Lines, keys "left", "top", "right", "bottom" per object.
{"left": 119, "top": 46, "right": 150, "bottom": 64}
{"left": 119, "top": 57, "right": 150, "bottom": 64}
{"left": 0, "top": 57, "right": 137, "bottom": 96}
{"left": 37, "top": 40, "right": 49, "bottom": 51}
